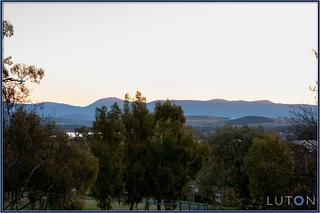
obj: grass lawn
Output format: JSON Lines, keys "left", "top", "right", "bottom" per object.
{"left": 83, "top": 197, "right": 158, "bottom": 210}
{"left": 83, "top": 198, "right": 99, "bottom": 210}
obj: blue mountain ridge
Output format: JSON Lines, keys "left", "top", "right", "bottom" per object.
{"left": 26, "top": 97, "right": 316, "bottom": 126}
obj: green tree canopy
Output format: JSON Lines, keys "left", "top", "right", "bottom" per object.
{"left": 4, "top": 109, "right": 98, "bottom": 210}
{"left": 122, "top": 92, "right": 155, "bottom": 210}
{"left": 90, "top": 103, "right": 125, "bottom": 210}
{"left": 242, "top": 135, "right": 294, "bottom": 209}
{"left": 198, "top": 126, "right": 266, "bottom": 208}
{"left": 152, "top": 100, "right": 210, "bottom": 210}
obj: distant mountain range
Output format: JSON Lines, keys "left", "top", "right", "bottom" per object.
{"left": 26, "top": 97, "right": 315, "bottom": 128}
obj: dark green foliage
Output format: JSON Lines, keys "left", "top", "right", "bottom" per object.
{"left": 198, "top": 126, "right": 296, "bottom": 210}
{"left": 90, "top": 103, "right": 125, "bottom": 210}
{"left": 152, "top": 101, "right": 210, "bottom": 210}
{"left": 6, "top": 89, "right": 309, "bottom": 211}
{"left": 198, "top": 126, "right": 266, "bottom": 208}
{"left": 242, "top": 135, "right": 294, "bottom": 209}
{"left": 4, "top": 109, "right": 98, "bottom": 210}
{"left": 89, "top": 93, "right": 210, "bottom": 210}
{"left": 288, "top": 143, "right": 317, "bottom": 210}
{"left": 122, "top": 92, "right": 155, "bottom": 210}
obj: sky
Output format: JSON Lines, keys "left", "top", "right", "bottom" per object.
{"left": 3, "top": 3, "right": 318, "bottom": 106}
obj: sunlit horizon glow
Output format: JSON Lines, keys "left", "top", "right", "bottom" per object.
{"left": 3, "top": 3, "right": 318, "bottom": 106}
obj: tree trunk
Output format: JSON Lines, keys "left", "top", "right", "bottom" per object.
{"left": 157, "top": 199, "right": 161, "bottom": 210}
{"left": 129, "top": 201, "right": 134, "bottom": 210}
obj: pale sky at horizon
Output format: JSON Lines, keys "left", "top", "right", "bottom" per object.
{"left": 3, "top": 3, "right": 318, "bottom": 106}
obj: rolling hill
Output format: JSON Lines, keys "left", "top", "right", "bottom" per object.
{"left": 26, "top": 98, "right": 314, "bottom": 128}
{"left": 225, "top": 116, "right": 275, "bottom": 125}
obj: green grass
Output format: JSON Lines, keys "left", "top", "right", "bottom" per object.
{"left": 83, "top": 198, "right": 99, "bottom": 210}
{"left": 83, "top": 198, "right": 158, "bottom": 210}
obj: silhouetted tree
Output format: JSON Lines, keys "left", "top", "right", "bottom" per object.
{"left": 90, "top": 103, "right": 125, "bottom": 210}
{"left": 122, "top": 92, "right": 155, "bottom": 210}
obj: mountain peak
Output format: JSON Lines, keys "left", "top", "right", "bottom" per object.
{"left": 96, "top": 97, "right": 122, "bottom": 102}
{"left": 87, "top": 97, "right": 123, "bottom": 108}
{"left": 252, "top": 100, "right": 273, "bottom": 104}
{"left": 208, "top": 99, "right": 228, "bottom": 103}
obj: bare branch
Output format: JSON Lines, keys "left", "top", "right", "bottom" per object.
{"left": 2, "top": 77, "right": 25, "bottom": 84}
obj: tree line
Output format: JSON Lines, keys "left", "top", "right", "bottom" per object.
{"left": 196, "top": 125, "right": 316, "bottom": 210}
{"left": 82, "top": 92, "right": 210, "bottom": 210}
{"left": 3, "top": 89, "right": 209, "bottom": 210}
